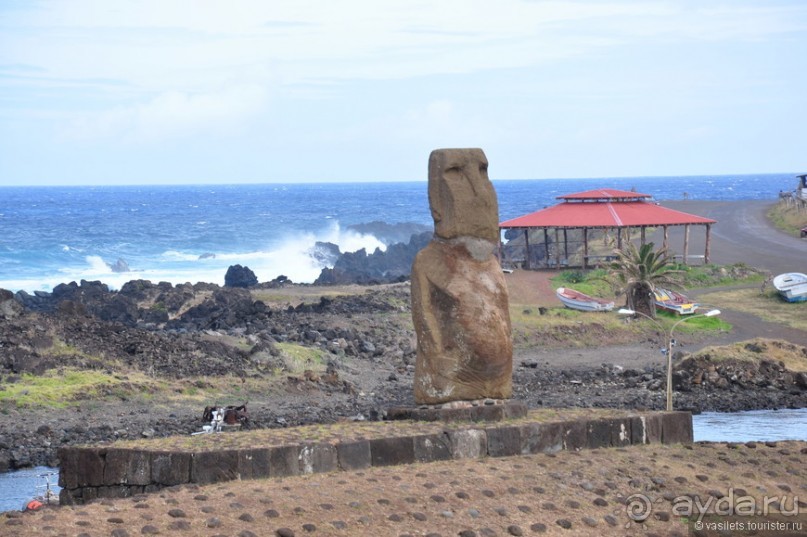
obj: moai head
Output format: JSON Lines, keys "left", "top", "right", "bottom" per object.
{"left": 428, "top": 148, "right": 500, "bottom": 243}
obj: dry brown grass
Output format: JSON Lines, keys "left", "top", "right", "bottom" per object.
{"left": 6, "top": 441, "right": 805, "bottom": 536}
{"left": 698, "top": 288, "right": 807, "bottom": 332}
{"left": 250, "top": 284, "right": 384, "bottom": 307}
{"left": 691, "top": 338, "right": 807, "bottom": 373}
{"left": 102, "top": 409, "right": 619, "bottom": 452}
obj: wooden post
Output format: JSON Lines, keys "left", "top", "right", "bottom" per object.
{"left": 563, "top": 229, "right": 569, "bottom": 265}
{"left": 544, "top": 228, "right": 550, "bottom": 267}
{"left": 583, "top": 228, "right": 589, "bottom": 269}
{"left": 640, "top": 226, "right": 646, "bottom": 245}
{"left": 554, "top": 228, "right": 561, "bottom": 268}
{"left": 524, "top": 229, "right": 530, "bottom": 269}
{"left": 683, "top": 224, "right": 690, "bottom": 265}
{"left": 663, "top": 225, "right": 669, "bottom": 252}
{"left": 705, "top": 223, "right": 711, "bottom": 264}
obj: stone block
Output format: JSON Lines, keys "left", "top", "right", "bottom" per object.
{"left": 447, "top": 428, "right": 487, "bottom": 459}
{"left": 58, "top": 488, "right": 77, "bottom": 506}
{"left": 57, "top": 448, "right": 78, "bottom": 489}
{"left": 370, "top": 436, "right": 415, "bottom": 467}
{"left": 151, "top": 452, "right": 191, "bottom": 486}
{"left": 441, "top": 407, "right": 474, "bottom": 422}
{"left": 661, "top": 411, "right": 693, "bottom": 444}
{"left": 486, "top": 426, "right": 522, "bottom": 457}
{"left": 191, "top": 449, "right": 239, "bottom": 485}
{"left": 475, "top": 405, "right": 505, "bottom": 422}
{"left": 298, "top": 443, "right": 338, "bottom": 474}
{"left": 520, "top": 422, "right": 563, "bottom": 454}
{"left": 414, "top": 433, "right": 452, "bottom": 463}
{"left": 630, "top": 416, "right": 646, "bottom": 445}
{"left": 587, "top": 419, "right": 612, "bottom": 449}
{"left": 76, "top": 447, "right": 107, "bottom": 487}
{"left": 238, "top": 448, "right": 271, "bottom": 480}
{"left": 336, "top": 440, "right": 371, "bottom": 471}
{"left": 104, "top": 449, "right": 151, "bottom": 486}
{"left": 268, "top": 445, "right": 301, "bottom": 477}
{"left": 385, "top": 407, "right": 417, "bottom": 421}
{"left": 97, "top": 485, "right": 133, "bottom": 499}
{"left": 503, "top": 401, "right": 529, "bottom": 420}
{"left": 610, "top": 418, "right": 632, "bottom": 447}
{"left": 643, "top": 414, "right": 663, "bottom": 444}
{"left": 562, "top": 420, "right": 588, "bottom": 451}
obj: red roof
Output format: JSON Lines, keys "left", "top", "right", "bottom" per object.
{"left": 556, "top": 188, "right": 651, "bottom": 201}
{"left": 500, "top": 201, "right": 716, "bottom": 229}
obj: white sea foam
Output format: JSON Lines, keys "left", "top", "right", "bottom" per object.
{"left": 161, "top": 250, "right": 203, "bottom": 261}
{"left": 85, "top": 255, "right": 113, "bottom": 274}
{"left": 1, "top": 221, "right": 388, "bottom": 293}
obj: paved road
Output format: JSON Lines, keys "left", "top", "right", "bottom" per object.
{"left": 653, "top": 200, "right": 807, "bottom": 276}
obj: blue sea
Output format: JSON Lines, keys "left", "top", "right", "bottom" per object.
{"left": 0, "top": 174, "right": 796, "bottom": 293}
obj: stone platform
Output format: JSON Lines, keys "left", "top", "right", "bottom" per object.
{"left": 387, "top": 400, "right": 528, "bottom": 422}
{"left": 58, "top": 410, "right": 693, "bottom": 505}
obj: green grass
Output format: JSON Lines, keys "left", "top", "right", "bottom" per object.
{"left": 250, "top": 288, "right": 355, "bottom": 305}
{"left": 0, "top": 368, "right": 290, "bottom": 409}
{"left": 276, "top": 342, "right": 326, "bottom": 373}
{"left": 554, "top": 268, "right": 614, "bottom": 298}
{"left": 0, "top": 369, "right": 134, "bottom": 408}
{"left": 646, "top": 309, "right": 732, "bottom": 334}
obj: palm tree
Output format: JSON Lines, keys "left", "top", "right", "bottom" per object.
{"left": 607, "top": 242, "right": 684, "bottom": 318}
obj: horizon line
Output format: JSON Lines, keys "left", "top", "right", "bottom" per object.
{"left": 0, "top": 171, "right": 799, "bottom": 188}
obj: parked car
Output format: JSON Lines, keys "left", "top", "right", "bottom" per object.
{"left": 801, "top": 226, "right": 807, "bottom": 238}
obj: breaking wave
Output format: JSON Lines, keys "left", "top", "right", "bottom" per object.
{"left": 2, "top": 221, "right": 387, "bottom": 293}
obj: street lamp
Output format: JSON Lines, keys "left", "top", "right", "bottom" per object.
{"left": 618, "top": 308, "right": 721, "bottom": 411}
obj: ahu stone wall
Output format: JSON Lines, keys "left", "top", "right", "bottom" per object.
{"left": 58, "top": 411, "right": 693, "bottom": 505}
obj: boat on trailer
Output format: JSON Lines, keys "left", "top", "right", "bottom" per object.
{"left": 772, "top": 272, "right": 807, "bottom": 303}
{"left": 556, "top": 287, "right": 615, "bottom": 312}
{"left": 654, "top": 287, "right": 698, "bottom": 315}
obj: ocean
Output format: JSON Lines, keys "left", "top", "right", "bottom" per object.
{"left": 0, "top": 174, "right": 796, "bottom": 293}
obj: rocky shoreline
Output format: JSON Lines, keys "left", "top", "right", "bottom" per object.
{"left": 1, "top": 277, "right": 806, "bottom": 472}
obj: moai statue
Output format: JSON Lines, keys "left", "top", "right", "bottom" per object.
{"left": 411, "top": 148, "right": 513, "bottom": 404}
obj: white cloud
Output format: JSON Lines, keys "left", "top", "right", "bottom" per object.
{"left": 64, "top": 85, "right": 267, "bottom": 143}
{"left": 2, "top": 0, "right": 806, "bottom": 182}
{"left": 7, "top": 0, "right": 804, "bottom": 94}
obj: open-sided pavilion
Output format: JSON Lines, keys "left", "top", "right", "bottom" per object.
{"left": 499, "top": 189, "right": 717, "bottom": 270}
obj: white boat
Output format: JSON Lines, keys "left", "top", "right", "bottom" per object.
{"left": 772, "top": 272, "right": 807, "bottom": 303}
{"left": 556, "top": 287, "right": 614, "bottom": 312}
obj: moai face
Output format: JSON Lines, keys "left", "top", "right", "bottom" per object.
{"left": 428, "top": 148, "right": 500, "bottom": 243}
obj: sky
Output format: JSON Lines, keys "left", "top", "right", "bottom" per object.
{"left": 0, "top": 0, "right": 805, "bottom": 186}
